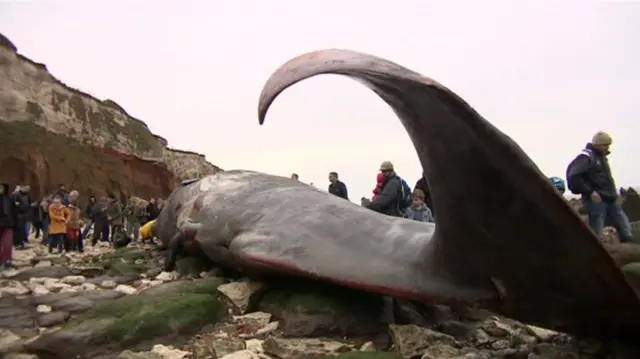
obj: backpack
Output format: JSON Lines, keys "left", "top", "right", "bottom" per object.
{"left": 398, "top": 177, "right": 413, "bottom": 209}
{"left": 566, "top": 149, "right": 593, "bottom": 195}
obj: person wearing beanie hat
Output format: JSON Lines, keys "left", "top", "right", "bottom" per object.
{"left": 566, "top": 131, "right": 632, "bottom": 242}
{"left": 367, "top": 160, "right": 403, "bottom": 217}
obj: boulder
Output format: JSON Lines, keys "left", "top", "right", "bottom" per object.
{"left": 25, "top": 277, "right": 225, "bottom": 358}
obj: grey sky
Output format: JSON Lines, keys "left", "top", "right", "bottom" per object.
{"left": 2, "top": 1, "right": 638, "bottom": 201}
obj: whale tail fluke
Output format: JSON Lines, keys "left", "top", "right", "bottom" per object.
{"left": 258, "top": 49, "right": 640, "bottom": 341}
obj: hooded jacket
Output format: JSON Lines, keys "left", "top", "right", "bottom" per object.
{"left": 0, "top": 183, "right": 15, "bottom": 229}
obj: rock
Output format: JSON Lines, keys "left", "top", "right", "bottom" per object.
{"left": 80, "top": 282, "right": 98, "bottom": 291}
{"left": 35, "top": 304, "right": 51, "bottom": 313}
{"left": 155, "top": 271, "right": 179, "bottom": 281}
{"left": 256, "top": 321, "right": 279, "bottom": 335}
{"left": 117, "top": 350, "right": 163, "bottom": 359}
{"left": 0, "top": 297, "right": 36, "bottom": 329}
{"left": 0, "top": 329, "right": 21, "bottom": 353}
{"left": 220, "top": 350, "right": 259, "bottom": 359}
{"left": 262, "top": 337, "right": 351, "bottom": 359}
{"left": 61, "top": 275, "right": 86, "bottom": 285}
{"left": 389, "top": 324, "right": 458, "bottom": 359}
{"left": 218, "top": 280, "right": 266, "bottom": 314}
{"left": 100, "top": 279, "right": 118, "bottom": 288}
{"left": 233, "top": 311, "right": 273, "bottom": 327}
{"left": 26, "top": 283, "right": 49, "bottom": 296}
{"left": 210, "top": 338, "right": 246, "bottom": 358}
{"left": 34, "top": 260, "right": 52, "bottom": 267}
{"left": 258, "top": 280, "right": 386, "bottom": 337}
{"left": 10, "top": 266, "right": 73, "bottom": 281}
{"left": 245, "top": 339, "right": 264, "bottom": 353}
{"left": 115, "top": 284, "right": 138, "bottom": 295}
{"left": 3, "top": 353, "right": 39, "bottom": 359}
{"left": 420, "top": 344, "right": 461, "bottom": 359}
{"left": 525, "top": 324, "right": 559, "bottom": 342}
{"left": 150, "top": 344, "right": 191, "bottom": 359}
{"left": 31, "top": 290, "right": 125, "bottom": 313}
{"left": 26, "top": 277, "right": 224, "bottom": 358}
{"left": 360, "top": 342, "right": 376, "bottom": 351}
{"left": 0, "top": 281, "right": 30, "bottom": 296}
{"left": 37, "top": 311, "right": 70, "bottom": 327}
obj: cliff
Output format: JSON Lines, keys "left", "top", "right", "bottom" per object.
{"left": 0, "top": 33, "right": 221, "bottom": 201}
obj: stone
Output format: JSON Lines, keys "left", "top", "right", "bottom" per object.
{"left": 35, "top": 304, "right": 51, "bottom": 313}
{"left": 233, "top": 311, "right": 273, "bottom": 327}
{"left": 0, "top": 281, "right": 30, "bottom": 296}
{"left": 80, "top": 282, "right": 98, "bottom": 291}
{"left": 217, "top": 280, "right": 266, "bottom": 314}
{"left": 0, "top": 329, "right": 21, "bottom": 353}
{"left": 210, "top": 338, "right": 246, "bottom": 358}
{"left": 26, "top": 277, "right": 224, "bottom": 358}
{"left": 262, "top": 337, "right": 351, "bottom": 359}
{"left": 257, "top": 280, "right": 385, "bottom": 337}
{"left": 360, "top": 342, "right": 376, "bottom": 351}
{"left": 4, "top": 353, "right": 39, "bottom": 359}
{"left": 420, "top": 344, "right": 461, "bottom": 359}
{"left": 115, "top": 284, "right": 138, "bottom": 295}
{"left": 155, "top": 271, "right": 179, "bottom": 281}
{"left": 37, "top": 311, "right": 70, "bottom": 327}
{"left": 100, "top": 279, "right": 118, "bottom": 288}
{"left": 389, "top": 324, "right": 458, "bottom": 359}
{"left": 256, "top": 321, "right": 279, "bottom": 335}
{"left": 245, "top": 339, "right": 264, "bottom": 353}
{"left": 10, "top": 266, "right": 73, "bottom": 281}
{"left": 34, "top": 260, "right": 52, "bottom": 267}
{"left": 220, "top": 350, "right": 260, "bottom": 359}
{"left": 150, "top": 344, "right": 191, "bottom": 359}
{"left": 26, "top": 283, "right": 49, "bottom": 296}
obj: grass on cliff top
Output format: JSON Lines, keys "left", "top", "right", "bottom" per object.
{"left": 80, "top": 277, "right": 224, "bottom": 345}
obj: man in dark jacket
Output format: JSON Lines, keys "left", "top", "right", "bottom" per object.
{"left": 0, "top": 183, "right": 15, "bottom": 269}
{"left": 92, "top": 196, "right": 110, "bottom": 245}
{"left": 414, "top": 176, "right": 435, "bottom": 217}
{"left": 367, "top": 161, "right": 403, "bottom": 217}
{"left": 146, "top": 198, "right": 160, "bottom": 222}
{"left": 82, "top": 196, "right": 97, "bottom": 239}
{"left": 328, "top": 172, "right": 349, "bottom": 200}
{"left": 567, "top": 131, "right": 632, "bottom": 242}
{"left": 12, "top": 186, "right": 31, "bottom": 248}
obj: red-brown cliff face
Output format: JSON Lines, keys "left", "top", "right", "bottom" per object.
{"left": 0, "top": 33, "right": 221, "bottom": 201}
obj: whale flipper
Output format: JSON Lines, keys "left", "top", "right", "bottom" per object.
{"left": 257, "top": 49, "right": 640, "bottom": 341}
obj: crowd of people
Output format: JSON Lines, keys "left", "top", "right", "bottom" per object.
{"left": 0, "top": 130, "right": 634, "bottom": 270}
{"left": 0, "top": 183, "right": 165, "bottom": 269}
{"left": 297, "top": 130, "right": 635, "bottom": 243}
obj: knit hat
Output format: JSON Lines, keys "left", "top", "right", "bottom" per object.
{"left": 591, "top": 131, "right": 612, "bottom": 146}
{"left": 379, "top": 161, "right": 394, "bottom": 171}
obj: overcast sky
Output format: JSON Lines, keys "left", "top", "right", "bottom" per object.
{"left": 1, "top": 1, "right": 638, "bottom": 201}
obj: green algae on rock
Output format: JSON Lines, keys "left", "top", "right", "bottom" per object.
{"left": 25, "top": 277, "right": 225, "bottom": 358}
{"left": 257, "top": 279, "right": 386, "bottom": 337}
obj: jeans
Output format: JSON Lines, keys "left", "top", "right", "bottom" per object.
{"left": 585, "top": 200, "right": 633, "bottom": 242}
{"left": 49, "top": 233, "right": 67, "bottom": 254}
{"left": 40, "top": 221, "right": 50, "bottom": 245}
{"left": 82, "top": 220, "right": 94, "bottom": 239}
{"left": 24, "top": 221, "right": 31, "bottom": 242}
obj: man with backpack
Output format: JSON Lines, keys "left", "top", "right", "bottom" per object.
{"left": 367, "top": 161, "right": 411, "bottom": 217}
{"left": 566, "top": 131, "right": 633, "bottom": 242}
